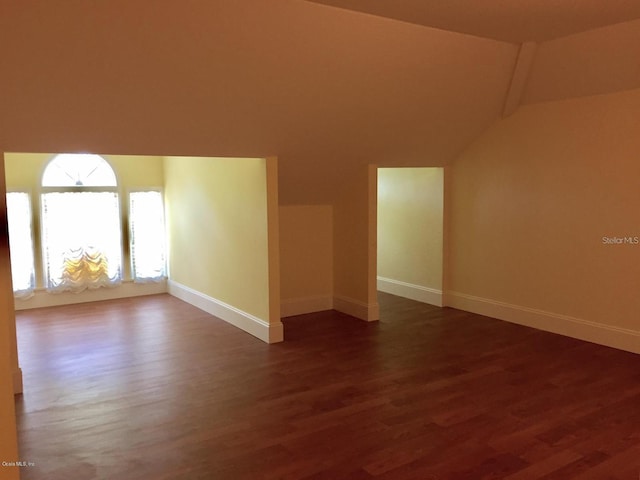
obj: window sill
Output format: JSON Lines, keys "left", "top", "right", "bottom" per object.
{"left": 14, "top": 279, "right": 168, "bottom": 311}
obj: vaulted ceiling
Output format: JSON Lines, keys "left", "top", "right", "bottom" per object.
{"left": 0, "top": 0, "right": 638, "bottom": 203}
{"left": 305, "top": 0, "right": 640, "bottom": 43}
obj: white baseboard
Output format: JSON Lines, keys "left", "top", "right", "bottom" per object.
{"left": 281, "top": 295, "right": 334, "bottom": 318}
{"left": 377, "top": 276, "right": 443, "bottom": 307}
{"left": 14, "top": 280, "right": 168, "bottom": 311}
{"left": 13, "top": 367, "right": 23, "bottom": 395}
{"left": 333, "top": 295, "right": 379, "bottom": 322}
{"left": 447, "top": 291, "right": 640, "bottom": 355}
{"left": 168, "top": 280, "right": 283, "bottom": 344}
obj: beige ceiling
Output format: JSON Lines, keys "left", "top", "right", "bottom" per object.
{"left": 2, "top": 0, "right": 637, "bottom": 203}
{"left": 305, "top": 0, "right": 640, "bottom": 43}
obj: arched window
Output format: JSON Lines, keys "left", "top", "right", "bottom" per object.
{"left": 42, "top": 153, "right": 117, "bottom": 187}
{"left": 41, "top": 154, "right": 122, "bottom": 292}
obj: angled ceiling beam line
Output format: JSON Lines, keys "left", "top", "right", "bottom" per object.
{"left": 502, "top": 41, "right": 537, "bottom": 118}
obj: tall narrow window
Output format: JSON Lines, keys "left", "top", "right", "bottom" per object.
{"left": 130, "top": 191, "right": 166, "bottom": 282}
{"left": 6, "top": 192, "right": 35, "bottom": 297}
{"left": 41, "top": 154, "right": 122, "bottom": 293}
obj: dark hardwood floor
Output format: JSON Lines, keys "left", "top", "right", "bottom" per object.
{"left": 13, "top": 292, "right": 640, "bottom": 479}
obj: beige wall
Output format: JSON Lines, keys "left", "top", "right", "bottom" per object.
{"left": 0, "top": 158, "right": 20, "bottom": 480}
{"left": 4, "top": 153, "right": 164, "bottom": 287}
{"left": 164, "top": 156, "right": 271, "bottom": 322}
{"left": 524, "top": 18, "right": 640, "bottom": 105}
{"left": 450, "top": 88, "right": 640, "bottom": 334}
{"left": 279, "top": 205, "right": 333, "bottom": 315}
{"left": 377, "top": 168, "right": 443, "bottom": 293}
{"left": 332, "top": 165, "right": 379, "bottom": 321}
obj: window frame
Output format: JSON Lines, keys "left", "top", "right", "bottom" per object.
{"left": 9, "top": 154, "right": 168, "bottom": 298}
{"left": 127, "top": 187, "right": 168, "bottom": 283}
{"left": 5, "top": 189, "right": 37, "bottom": 297}
{"left": 39, "top": 155, "right": 124, "bottom": 292}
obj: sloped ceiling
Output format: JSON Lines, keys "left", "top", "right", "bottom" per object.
{"left": 305, "top": 0, "right": 640, "bottom": 43}
{"left": 0, "top": 0, "right": 518, "bottom": 203}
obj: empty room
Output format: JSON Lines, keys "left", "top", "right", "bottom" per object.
{"left": 1, "top": 1, "right": 640, "bottom": 479}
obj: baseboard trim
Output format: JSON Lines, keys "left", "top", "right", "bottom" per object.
{"left": 447, "top": 291, "right": 640, "bottom": 355}
{"left": 168, "top": 280, "right": 283, "bottom": 344}
{"left": 333, "top": 295, "right": 379, "bottom": 322}
{"left": 12, "top": 367, "right": 23, "bottom": 395}
{"left": 377, "top": 276, "right": 443, "bottom": 307}
{"left": 14, "top": 280, "right": 168, "bottom": 311}
{"left": 281, "top": 295, "right": 334, "bottom": 318}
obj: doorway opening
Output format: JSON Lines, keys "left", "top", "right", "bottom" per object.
{"left": 376, "top": 167, "right": 444, "bottom": 307}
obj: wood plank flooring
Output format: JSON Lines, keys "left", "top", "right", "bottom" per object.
{"left": 12, "top": 292, "right": 640, "bottom": 479}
